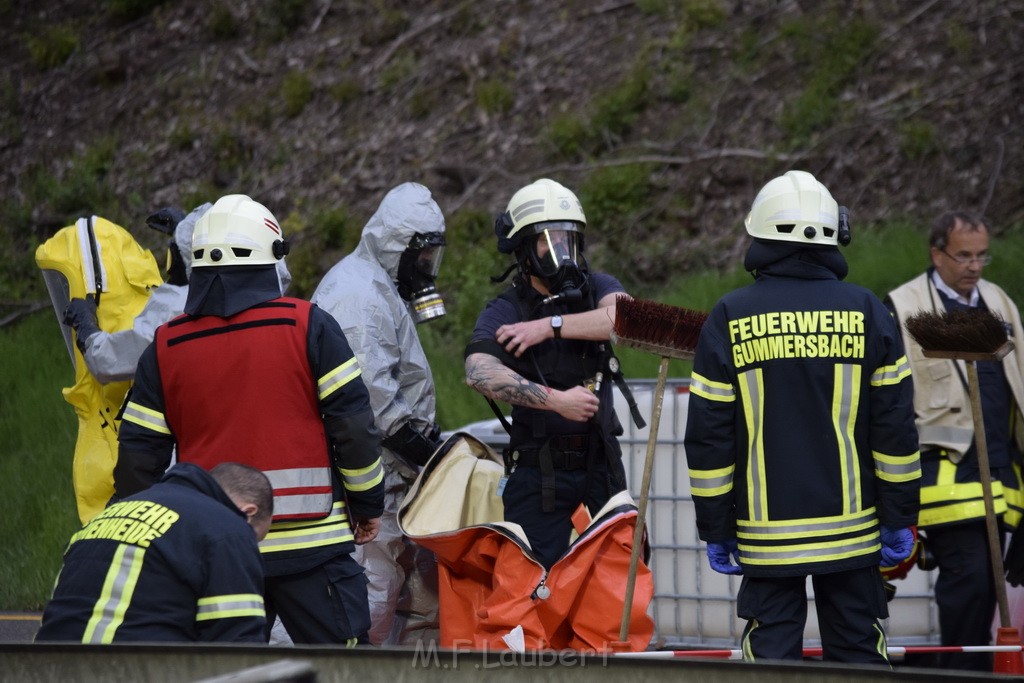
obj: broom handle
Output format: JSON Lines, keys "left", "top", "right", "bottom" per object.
{"left": 965, "top": 361, "right": 1011, "bottom": 628}
{"left": 619, "top": 355, "right": 669, "bottom": 644}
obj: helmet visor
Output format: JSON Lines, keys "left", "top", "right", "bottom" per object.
{"left": 407, "top": 232, "right": 446, "bottom": 279}
{"left": 534, "top": 227, "right": 581, "bottom": 278}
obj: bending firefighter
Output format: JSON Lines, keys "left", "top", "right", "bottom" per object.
{"left": 36, "top": 462, "right": 272, "bottom": 643}
{"left": 683, "top": 171, "right": 921, "bottom": 664}
{"left": 115, "top": 194, "right": 385, "bottom": 645}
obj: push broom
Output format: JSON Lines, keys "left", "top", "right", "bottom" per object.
{"left": 610, "top": 296, "right": 708, "bottom": 648}
{"left": 904, "top": 308, "right": 1024, "bottom": 675}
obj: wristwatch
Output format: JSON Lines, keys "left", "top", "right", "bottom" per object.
{"left": 551, "top": 314, "right": 563, "bottom": 339}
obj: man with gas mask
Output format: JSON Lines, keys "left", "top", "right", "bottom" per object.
{"left": 464, "top": 177, "right": 638, "bottom": 570}
{"left": 312, "top": 182, "right": 445, "bottom": 646}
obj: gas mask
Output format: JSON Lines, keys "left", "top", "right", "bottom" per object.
{"left": 522, "top": 224, "right": 589, "bottom": 304}
{"left": 396, "top": 232, "right": 446, "bottom": 324}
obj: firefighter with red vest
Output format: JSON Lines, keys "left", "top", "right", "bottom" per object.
{"left": 115, "top": 194, "right": 386, "bottom": 646}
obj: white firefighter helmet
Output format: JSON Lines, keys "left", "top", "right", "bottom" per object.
{"left": 191, "top": 194, "right": 288, "bottom": 268}
{"left": 745, "top": 170, "right": 839, "bottom": 246}
{"left": 504, "top": 178, "right": 586, "bottom": 246}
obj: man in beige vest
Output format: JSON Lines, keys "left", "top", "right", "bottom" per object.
{"left": 885, "top": 210, "right": 1024, "bottom": 671}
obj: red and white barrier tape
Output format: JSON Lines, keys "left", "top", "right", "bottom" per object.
{"left": 615, "top": 645, "right": 1024, "bottom": 660}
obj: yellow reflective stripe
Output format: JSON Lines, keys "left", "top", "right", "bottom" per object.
{"left": 121, "top": 402, "right": 170, "bottom": 435}
{"left": 742, "top": 620, "right": 759, "bottom": 662}
{"left": 690, "top": 372, "right": 735, "bottom": 403}
{"left": 873, "top": 450, "right": 921, "bottom": 482}
{"left": 196, "top": 593, "right": 265, "bottom": 622}
{"left": 318, "top": 358, "right": 360, "bottom": 400}
{"left": 739, "top": 531, "right": 878, "bottom": 565}
{"left": 739, "top": 369, "right": 768, "bottom": 521}
{"left": 873, "top": 622, "right": 888, "bottom": 662}
{"left": 689, "top": 464, "right": 735, "bottom": 497}
{"left": 260, "top": 502, "right": 354, "bottom": 553}
{"left": 82, "top": 545, "right": 145, "bottom": 644}
{"left": 832, "top": 364, "right": 862, "bottom": 514}
{"left": 870, "top": 355, "right": 911, "bottom": 386}
{"left": 340, "top": 458, "right": 384, "bottom": 492}
{"left": 920, "top": 459, "right": 1007, "bottom": 526}
{"left": 1005, "top": 463, "right": 1024, "bottom": 530}
{"left": 737, "top": 508, "right": 877, "bottom": 539}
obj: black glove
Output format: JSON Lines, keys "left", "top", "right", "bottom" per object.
{"left": 1006, "top": 524, "right": 1024, "bottom": 586}
{"left": 382, "top": 422, "right": 442, "bottom": 467}
{"left": 145, "top": 207, "right": 186, "bottom": 235}
{"left": 165, "top": 239, "right": 188, "bottom": 286}
{"left": 63, "top": 295, "right": 100, "bottom": 354}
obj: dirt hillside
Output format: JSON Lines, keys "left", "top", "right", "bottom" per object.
{"left": 2, "top": 0, "right": 1022, "bottom": 298}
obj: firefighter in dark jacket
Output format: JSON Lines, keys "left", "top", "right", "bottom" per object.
{"left": 683, "top": 170, "right": 921, "bottom": 664}
{"left": 464, "top": 178, "right": 640, "bottom": 570}
{"left": 36, "top": 462, "right": 272, "bottom": 643}
{"left": 114, "top": 194, "right": 386, "bottom": 646}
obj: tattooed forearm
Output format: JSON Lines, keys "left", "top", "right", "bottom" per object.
{"left": 465, "top": 354, "right": 550, "bottom": 408}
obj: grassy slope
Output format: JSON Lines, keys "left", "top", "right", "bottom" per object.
{"left": 4, "top": 220, "right": 1022, "bottom": 609}
{"left": 0, "top": 312, "right": 79, "bottom": 609}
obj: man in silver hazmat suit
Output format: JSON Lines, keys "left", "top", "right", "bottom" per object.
{"left": 312, "top": 182, "right": 445, "bottom": 646}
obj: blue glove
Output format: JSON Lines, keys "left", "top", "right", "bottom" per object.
{"left": 707, "top": 539, "right": 743, "bottom": 575}
{"left": 879, "top": 526, "right": 914, "bottom": 566}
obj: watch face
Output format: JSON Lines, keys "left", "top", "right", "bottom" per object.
{"left": 551, "top": 315, "right": 563, "bottom": 328}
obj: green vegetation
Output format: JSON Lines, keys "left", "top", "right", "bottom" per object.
{"left": 0, "top": 313, "right": 79, "bottom": 609}
{"left": 282, "top": 70, "right": 315, "bottom": 118}
{"left": 474, "top": 77, "right": 515, "bottom": 115}
{"left": 777, "top": 14, "right": 879, "bottom": 143}
{"left": 548, "top": 65, "right": 651, "bottom": 158}
{"left": 899, "top": 119, "right": 940, "bottom": 161}
{"left": 207, "top": 3, "right": 239, "bottom": 40}
{"left": 261, "top": 0, "right": 311, "bottom": 37}
{"left": 26, "top": 24, "right": 78, "bottom": 70}
{"left": 104, "top": 0, "right": 168, "bottom": 22}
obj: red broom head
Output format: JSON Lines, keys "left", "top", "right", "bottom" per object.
{"left": 613, "top": 296, "right": 708, "bottom": 358}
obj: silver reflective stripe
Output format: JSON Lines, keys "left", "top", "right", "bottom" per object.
{"left": 82, "top": 545, "right": 146, "bottom": 644}
{"left": 739, "top": 369, "right": 766, "bottom": 521}
{"left": 341, "top": 459, "right": 384, "bottom": 492}
{"left": 319, "top": 358, "right": 361, "bottom": 400}
{"left": 263, "top": 467, "right": 332, "bottom": 518}
{"left": 259, "top": 502, "right": 354, "bottom": 553}
{"left": 690, "top": 372, "right": 735, "bottom": 403}
{"left": 870, "top": 355, "right": 911, "bottom": 386}
{"left": 511, "top": 198, "right": 545, "bottom": 221}
{"left": 873, "top": 451, "right": 921, "bottom": 481}
{"left": 739, "top": 507, "right": 877, "bottom": 536}
{"left": 919, "top": 424, "right": 973, "bottom": 447}
{"left": 273, "top": 493, "right": 334, "bottom": 517}
{"left": 833, "top": 364, "right": 860, "bottom": 515}
{"left": 740, "top": 534, "right": 878, "bottom": 562}
{"left": 264, "top": 468, "right": 331, "bottom": 489}
{"left": 689, "top": 469, "right": 734, "bottom": 495}
{"left": 121, "top": 402, "right": 170, "bottom": 435}
{"left": 196, "top": 593, "right": 265, "bottom": 621}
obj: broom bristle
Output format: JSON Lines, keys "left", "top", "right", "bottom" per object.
{"left": 613, "top": 296, "right": 708, "bottom": 359}
{"left": 905, "top": 308, "right": 1009, "bottom": 354}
